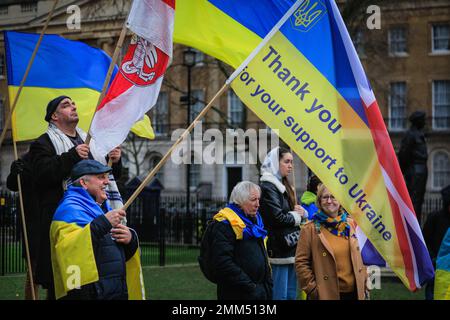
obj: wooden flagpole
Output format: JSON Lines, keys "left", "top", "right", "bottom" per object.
{"left": 122, "top": 83, "right": 230, "bottom": 211}
{"left": 11, "top": 131, "right": 36, "bottom": 300}
{"left": 84, "top": 23, "right": 128, "bottom": 146}
{"left": 0, "top": 0, "right": 59, "bottom": 151}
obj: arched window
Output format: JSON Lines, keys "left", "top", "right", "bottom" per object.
{"left": 433, "top": 151, "right": 450, "bottom": 189}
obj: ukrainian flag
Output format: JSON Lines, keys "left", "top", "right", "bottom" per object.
{"left": 3, "top": 31, "right": 154, "bottom": 142}
{"left": 435, "top": 228, "right": 450, "bottom": 300}
{"left": 50, "top": 186, "right": 145, "bottom": 300}
{"left": 175, "top": 0, "right": 434, "bottom": 291}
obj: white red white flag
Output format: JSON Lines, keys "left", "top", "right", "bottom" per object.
{"left": 90, "top": 0, "right": 175, "bottom": 155}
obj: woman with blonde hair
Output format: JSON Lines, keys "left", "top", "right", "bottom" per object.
{"left": 295, "top": 184, "right": 368, "bottom": 300}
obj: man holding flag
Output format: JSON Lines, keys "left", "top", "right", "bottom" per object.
{"left": 29, "top": 96, "right": 123, "bottom": 298}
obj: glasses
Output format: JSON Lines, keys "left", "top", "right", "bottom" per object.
{"left": 321, "top": 195, "right": 337, "bottom": 202}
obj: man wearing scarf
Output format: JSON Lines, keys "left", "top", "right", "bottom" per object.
{"left": 50, "top": 160, "right": 144, "bottom": 300}
{"left": 209, "top": 181, "right": 272, "bottom": 300}
{"left": 29, "top": 96, "right": 123, "bottom": 299}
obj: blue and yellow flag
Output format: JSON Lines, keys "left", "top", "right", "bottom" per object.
{"left": 4, "top": 31, "right": 154, "bottom": 142}
{"left": 50, "top": 186, "right": 145, "bottom": 300}
{"left": 435, "top": 228, "right": 450, "bottom": 300}
{"left": 175, "top": 0, "right": 434, "bottom": 291}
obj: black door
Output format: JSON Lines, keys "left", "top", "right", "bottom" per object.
{"left": 227, "top": 167, "right": 243, "bottom": 199}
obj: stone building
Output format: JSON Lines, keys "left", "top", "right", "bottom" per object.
{"left": 0, "top": 0, "right": 448, "bottom": 203}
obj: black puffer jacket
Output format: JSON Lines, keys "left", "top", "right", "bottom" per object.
{"left": 61, "top": 214, "right": 138, "bottom": 300}
{"left": 211, "top": 221, "right": 272, "bottom": 300}
{"left": 260, "top": 180, "right": 300, "bottom": 262}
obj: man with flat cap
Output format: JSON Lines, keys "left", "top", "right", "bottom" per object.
{"left": 50, "top": 160, "right": 144, "bottom": 300}
{"left": 29, "top": 96, "right": 123, "bottom": 299}
{"left": 398, "top": 110, "right": 428, "bottom": 225}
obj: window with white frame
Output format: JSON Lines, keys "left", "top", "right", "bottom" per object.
{"left": 189, "top": 90, "right": 204, "bottom": 122}
{"left": 0, "top": 53, "right": 4, "bottom": 78}
{"left": 151, "top": 92, "right": 169, "bottom": 135}
{"left": 227, "top": 91, "right": 244, "bottom": 127}
{"left": 432, "top": 24, "right": 450, "bottom": 53}
{"left": 389, "top": 27, "right": 408, "bottom": 55}
{"left": 0, "top": 6, "right": 8, "bottom": 15}
{"left": 192, "top": 48, "right": 204, "bottom": 66}
{"left": 148, "top": 153, "right": 164, "bottom": 182}
{"left": 21, "top": 2, "right": 37, "bottom": 13}
{"left": 433, "top": 80, "right": 450, "bottom": 129}
{"left": 189, "top": 153, "right": 200, "bottom": 188}
{"left": 389, "top": 82, "right": 407, "bottom": 130}
{"left": 433, "top": 151, "right": 450, "bottom": 189}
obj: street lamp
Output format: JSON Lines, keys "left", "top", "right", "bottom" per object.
{"left": 183, "top": 47, "right": 196, "bottom": 244}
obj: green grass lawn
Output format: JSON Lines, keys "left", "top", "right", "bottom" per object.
{"left": 0, "top": 265, "right": 425, "bottom": 300}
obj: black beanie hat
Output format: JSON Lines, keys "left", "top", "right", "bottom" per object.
{"left": 45, "top": 95, "right": 71, "bottom": 122}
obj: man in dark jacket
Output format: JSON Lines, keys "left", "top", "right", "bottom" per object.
{"left": 30, "top": 96, "right": 123, "bottom": 298}
{"left": 209, "top": 181, "right": 272, "bottom": 300}
{"left": 422, "top": 185, "right": 450, "bottom": 299}
{"left": 398, "top": 111, "right": 428, "bottom": 225}
{"left": 50, "top": 160, "right": 142, "bottom": 300}
{"left": 6, "top": 152, "right": 40, "bottom": 299}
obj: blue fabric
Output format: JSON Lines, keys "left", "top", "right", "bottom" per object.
{"left": 4, "top": 31, "right": 117, "bottom": 90}
{"left": 53, "top": 186, "right": 112, "bottom": 227}
{"left": 226, "top": 203, "right": 268, "bottom": 240}
{"left": 271, "top": 264, "right": 297, "bottom": 300}
{"left": 302, "top": 202, "right": 318, "bottom": 220}
{"left": 312, "top": 210, "right": 351, "bottom": 239}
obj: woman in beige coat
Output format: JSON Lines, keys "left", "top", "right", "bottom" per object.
{"left": 295, "top": 184, "right": 368, "bottom": 300}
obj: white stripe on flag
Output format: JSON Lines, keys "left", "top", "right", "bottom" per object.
{"left": 127, "top": 0, "right": 174, "bottom": 56}
{"left": 90, "top": 77, "right": 163, "bottom": 156}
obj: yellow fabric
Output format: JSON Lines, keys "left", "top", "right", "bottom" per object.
{"left": 50, "top": 220, "right": 146, "bottom": 300}
{"left": 50, "top": 221, "right": 99, "bottom": 300}
{"left": 174, "top": 0, "right": 260, "bottom": 68}
{"left": 434, "top": 269, "right": 450, "bottom": 300}
{"left": 213, "top": 207, "right": 246, "bottom": 240}
{"left": 322, "top": 228, "right": 356, "bottom": 293}
{"left": 9, "top": 86, "right": 154, "bottom": 142}
{"left": 126, "top": 248, "right": 146, "bottom": 300}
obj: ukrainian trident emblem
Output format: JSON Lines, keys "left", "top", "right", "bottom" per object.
{"left": 290, "top": 0, "right": 326, "bottom": 32}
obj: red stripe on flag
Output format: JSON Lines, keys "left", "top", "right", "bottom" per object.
{"left": 386, "top": 190, "right": 417, "bottom": 291}
{"left": 364, "top": 99, "right": 417, "bottom": 290}
{"left": 364, "top": 101, "right": 415, "bottom": 215}
{"left": 98, "top": 37, "right": 170, "bottom": 111}
{"left": 162, "top": 0, "right": 175, "bottom": 9}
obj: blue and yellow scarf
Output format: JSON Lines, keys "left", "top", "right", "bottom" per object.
{"left": 312, "top": 210, "right": 350, "bottom": 239}
{"left": 224, "top": 203, "right": 267, "bottom": 240}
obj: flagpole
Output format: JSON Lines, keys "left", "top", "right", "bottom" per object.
{"left": 11, "top": 131, "right": 36, "bottom": 300}
{"left": 123, "top": 83, "right": 229, "bottom": 211}
{"left": 84, "top": 23, "right": 128, "bottom": 146}
{"left": 0, "top": 0, "right": 59, "bottom": 150}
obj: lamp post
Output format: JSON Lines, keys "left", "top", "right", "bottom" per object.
{"left": 183, "top": 48, "right": 196, "bottom": 244}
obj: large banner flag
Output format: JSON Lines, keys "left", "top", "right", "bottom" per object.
{"left": 90, "top": 0, "right": 175, "bottom": 156}
{"left": 178, "top": 0, "right": 434, "bottom": 291}
{"left": 175, "top": 0, "right": 389, "bottom": 267}
{"left": 3, "top": 31, "right": 154, "bottom": 142}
